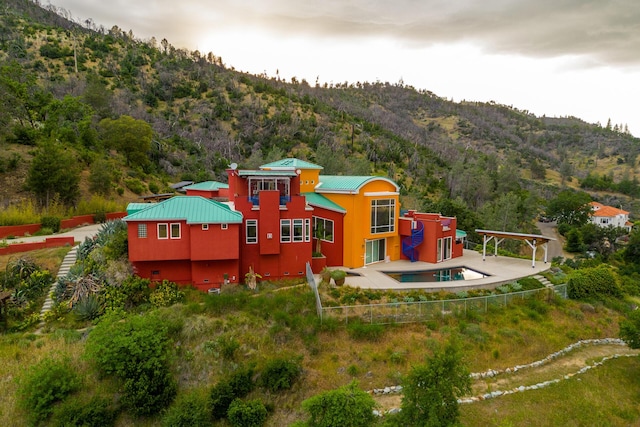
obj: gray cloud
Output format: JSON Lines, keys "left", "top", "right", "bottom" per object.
{"left": 50, "top": 0, "right": 640, "bottom": 66}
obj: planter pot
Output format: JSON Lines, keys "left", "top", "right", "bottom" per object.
{"left": 311, "top": 256, "right": 327, "bottom": 274}
{"left": 334, "top": 278, "right": 345, "bottom": 286}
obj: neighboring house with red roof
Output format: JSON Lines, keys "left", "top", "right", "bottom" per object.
{"left": 589, "top": 202, "right": 632, "bottom": 232}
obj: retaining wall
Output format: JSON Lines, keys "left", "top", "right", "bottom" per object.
{"left": 0, "top": 236, "right": 75, "bottom": 255}
{"left": 0, "top": 212, "right": 127, "bottom": 239}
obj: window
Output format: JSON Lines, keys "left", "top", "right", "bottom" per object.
{"left": 158, "top": 223, "right": 168, "bottom": 239}
{"left": 313, "top": 217, "right": 334, "bottom": 242}
{"left": 304, "top": 219, "right": 311, "bottom": 242}
{"left": 202, "top": 224, "right": 209, "bottom": 231}
{"left": 221, "top": 223, "right": 228, "bottom": 230}
{"left": 293, "top": 219, "right": 304, "bottom": 242}
{"left": 370, "top": 199, "right": 395, "bottom": 234}
{"left": 246, "top": 220, "right": 258, "bottom": 244}
{"left": 170, "top": 223, "right": 181, "bottom": 239}
{"left": 137, "top": 223, "right": 147, "bottom": 238}
{"left": 281, "top": 219, "right": 291, "bottom": 243}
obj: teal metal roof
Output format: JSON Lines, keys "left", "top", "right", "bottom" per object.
{"left": 260, "top": 158, "right": 323, "bottom": 170}
{"left": 315, "top": 175, "right": 399, "bottom": 193}
{"left": 183, "top": 181, "right": 229, "bottom": 191}
{"left": 303, "top": 192, "right": 347, "bottom": 214}
{"left": 237, "top": 170, "right": 298, "bottom": 177}
{"left": 127, "top": 203, "right": 155, "bottom": 215}
{"left": 456, "top": 230, "right": 467, "bottom": 238}
{"left": 123, "top": 196, "right": 243, "bottom": 224}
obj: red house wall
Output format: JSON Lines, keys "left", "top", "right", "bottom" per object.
{"left": 311, "top": 207, "right": 344, "bottom": 268}
{"left": 190, "top": 223, "right": 240, "bottom": 260}
{"left": 132, "top": 260, "right": 192, "bottom": 285}
{"left": 127, "top": 220, "right": 190, "bottom": 262}
{"left": 259, "top": 191, "right": 281, "bottom": 255}
{"left": 191, "top": 259, "right": 240, "bottom": 291}
{"left": 400, "top": 212, "right": 460, "bottom": 263}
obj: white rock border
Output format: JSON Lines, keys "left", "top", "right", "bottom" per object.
{"left": 369, "top": 338, "right": 635, "bottom": 414}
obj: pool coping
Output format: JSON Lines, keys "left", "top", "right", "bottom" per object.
{"left": 334, "top": 249, "right": 551, "bottom": 292}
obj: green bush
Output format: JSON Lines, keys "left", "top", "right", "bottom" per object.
{"left": 161, "top": 391, "right": 210, "bottom": 427}
{"left": 216, "top": 334, "right": 240, "bottom": 360}
{"left": 301, "top": 380, "right": 376, "bottom": 427}
{"left": 51, "top": 395, "right": 118, "bottom": 427}
{"left": 259, "top": 357, "right": 302, "bottom": 392}
{"left": 150, "top": 280, "right": 185, "bottom": 308}
{"left": 124, "top": 178, "right": 146, "bottom": 195}
{"left": 41, "top": 215, "right": 61, "bottom": 233}
{"left": 85, "top": 312, "right": 176, "bottom": 416}
{"left": 567, "top": 264, "right": 622, "bottom": 300}
{"left": 16, "top": 357, "right": 82, "bottom": 425}
{"left": 227, "top": 399, "right": 268, "bottom": 427}
{"left": 209, "top": 366, "right": 255, "bottom": 419}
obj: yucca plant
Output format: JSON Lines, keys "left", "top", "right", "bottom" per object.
{"left": 73, "top": 295, "right": 103, "bottom": 321}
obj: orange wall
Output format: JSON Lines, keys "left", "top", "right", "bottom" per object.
{"left": 321, "top": 180, "right": 400, "bottom": 268}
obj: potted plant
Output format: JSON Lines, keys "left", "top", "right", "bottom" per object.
{"left": 320, "top": 266, "right": 332, "bottom": 284}
{"left": 331, "top": 269, "right": 347, "bottom": 286}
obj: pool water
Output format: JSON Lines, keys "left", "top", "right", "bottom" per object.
{"left": 383, "top": 267, "right": 490, "bottom": 283}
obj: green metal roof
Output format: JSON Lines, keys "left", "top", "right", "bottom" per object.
{"left": 183, "top": 181, "right": 229, "bottom": 191}
{"left": 303, "top": 192, "right": 347, "bottom": 213}
{"left": 315, "top": 175, "right": 399, "bottom": 193}
{"left": 126, "top": 203, "right": 156, "bottom": 215}
{"left": 456, "top": 230, "right": 467, "bottom": 238}
{"left": 237, "top": 170, "right": 298, "bottom": 177}
{"left": 123, "top": 196, "right": 243, "bottom": 224}
{"left": 260, "top": 158, "right": 323, "bottom": 170}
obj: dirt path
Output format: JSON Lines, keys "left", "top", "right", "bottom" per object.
{"left": 372, "top": 342, "right": 639, "bottom": 412}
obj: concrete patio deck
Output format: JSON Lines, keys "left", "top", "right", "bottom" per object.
{"left": 339, "top": 249, "right": 552, "bottom": 292}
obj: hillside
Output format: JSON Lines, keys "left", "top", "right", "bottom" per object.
{"left": 1, "top": 0, "right": 640, "bottom": 223}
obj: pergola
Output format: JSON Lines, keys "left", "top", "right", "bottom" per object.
{"left": 475, "top": 229, "right": 556, "bottom": 268}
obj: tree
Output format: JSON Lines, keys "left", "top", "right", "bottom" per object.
{"left": 99, "top": 115, "right": 153, "bottom": 168}
{"left": 300, "top": 380, "right": 376, "bottom": 427}
{"left": 546, "top": 190, "right": 592, "bottom": 226}
{"left": 26, "top": 139, "right": 80, "bottom": 207}
{"left": 565, "top": 228, "right": 585, "bottom": 253}
{"left": 89, "top": 158, "right": 115, "bottom": 195}
{"left": 619, "top": 310, "right": 640, "bottom": 349}
{"left": 400, "top": 340, "right": 471, "bottom": 427}
{"left": 625, "top": 228, "right": 640, "bottom": 264}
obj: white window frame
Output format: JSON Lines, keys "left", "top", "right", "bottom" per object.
{"left": 293, "top": 219, "right": 304, "bottom": 242}
{"left": 370, "top": 199, "right": 396, "bottom": 234}
{"left": 281, "top": 219, "right": 291, "bottom": 243}
{"left": 138, "top": 223, "right": 147, "bottom": 238}
{"left": 158, "top": 223, "right": 168, "bottom": 239}
{"left": 221, "top": 223, "right": 228, "bottom": 230}
{"left": 170, "top": 223, "right": 181, "bottom": 239}
{"left": 304, "top": 218, "right": 311, "bottom": 242}
{"left": 313, "top": 217, "right": 334, "bottom": 243}
{"left": 202, "top": 224, "right": 209, "bottom": 231}
{"left": 246, "top": 220, "right": 258, "bottom": 244}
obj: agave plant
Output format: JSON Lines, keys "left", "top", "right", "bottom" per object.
{"left": 73, "top": 295, "right": 103, "bottom": 321}
{"left": 69, "top": 274, "right": 102, "bottom": 306}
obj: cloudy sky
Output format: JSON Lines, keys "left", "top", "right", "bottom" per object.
{"left": 49, "top": 0, "right": 640, "bottom": 135}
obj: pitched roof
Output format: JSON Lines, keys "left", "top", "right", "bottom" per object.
{"left": 303, "top": 192, "right": 347, "bottom": 213}
{"left": 127, "top": 203, "right": 154, "bottom": 215}
{"left": 260, "top": 158, "right": 323, "bottom": 170}
{"left": 589, "top": 201, "right": 629, "bottom": 217}
{"left": 315, "top": 175, "right": 399, "bottom": 194}
{"left": 183, "top": 181, "right": 229, "bottom": 191}
{"left": 124, "top": 196, "right": 243, "bottom": 224}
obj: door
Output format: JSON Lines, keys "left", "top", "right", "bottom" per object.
{"left": 365, "top": 238, "right": 386, "bottom": 264}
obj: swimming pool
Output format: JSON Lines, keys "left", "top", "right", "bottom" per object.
{"left": 383, "top": 267, "right": 490, "bottom": 283}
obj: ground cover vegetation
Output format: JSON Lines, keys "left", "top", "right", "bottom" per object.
{"left": 2, "top": 1, "right": 640, "bottom": 426}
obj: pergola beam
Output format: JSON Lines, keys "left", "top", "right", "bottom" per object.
{"left": 476, "top": 229, "right": 555, "bottom": 268}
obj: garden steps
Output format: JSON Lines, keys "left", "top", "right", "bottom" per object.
{"left": 37, "top": 246, "right": 78, "bottom": 328}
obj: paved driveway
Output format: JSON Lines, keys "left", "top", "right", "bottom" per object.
{"left": 6, "top": 223, "right": 104, "bottom": 245}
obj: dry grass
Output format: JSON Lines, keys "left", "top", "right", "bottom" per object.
{"left": 0, "top": 246, "right": 71, "bottom": 274}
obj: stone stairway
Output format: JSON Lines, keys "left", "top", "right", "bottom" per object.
{"left": 532, "top": 274, "right": 565, "bottom": 297}
{"left": 38, "top": 246, "right": 78, "bottom": 326}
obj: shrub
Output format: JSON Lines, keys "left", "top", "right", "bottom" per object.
{"left": 567, "top": 264, "right": 622, "bottom": 300}
{"left": 41, "top": 215, "right": 61, "bottom": 233}
{"left": 301, "top": 380, "right": 376, "bottom": 427}
{"left": 52, "top": 395, "right": 118, "bottom": 427}
{"left": 16, "top": 357, "right": 82, "bottom": 425}
{"left": 150, "top": 280, "right": 185, "bottom": 308}
{"left": 216, "top": 334, "right": 240, "bottom": 360}
{"left": 259, "top": 357, "right": 302, "bottom": 392}
{"left": 85, "top": 312, "right": 176, "bottom": 416}
{"left": 227, "top": 399, "right": 268, "bottom": 427}
{"left": 210, "top": 366, "right": 256, "bottom": 419}
{"left": 124, "top": 178, "right": 146, "bottom": 195}
{"left": 161, "top": 391, "right": 210, "bottom": 427}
